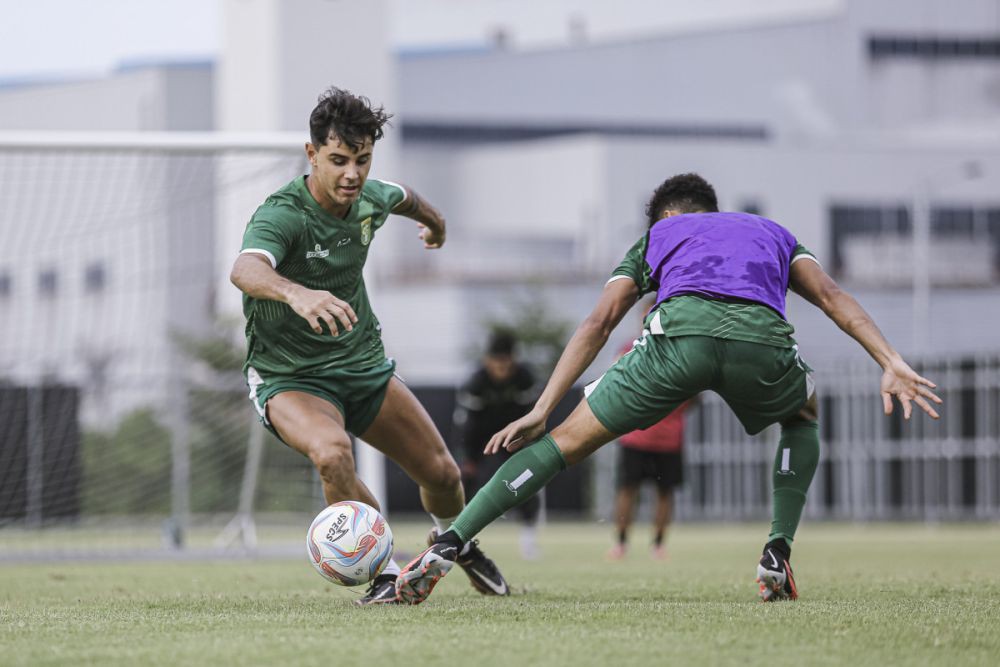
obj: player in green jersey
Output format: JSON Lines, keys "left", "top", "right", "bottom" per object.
{"left": 229, "top": 87, "right": 509, "bottom": 605}
{"left": 396, "top": 173, "right": 942, "bottom": 605}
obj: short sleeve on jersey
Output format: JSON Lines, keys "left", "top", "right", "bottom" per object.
{"left": 366, "top": 179, "right": 408, "bottom": 217}
{"left": 790, "top": 242, "right": 821, "bottom": 268}
{"left": 608, "top": 234, "right": 657, "bottom": 295}
{"left": 240, "top": 211, "right": 300, "bottom": 268}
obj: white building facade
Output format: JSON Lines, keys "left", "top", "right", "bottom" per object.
{"left": 0, "top": 0, "right": 997, "bottom": 413}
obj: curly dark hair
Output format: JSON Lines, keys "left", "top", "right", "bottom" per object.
{"left": 309, "top": 87, "right": 393, "bottom": 151}
{"left": 644, "top": 173, "right": 719, "bottom": 227}
{"left": 486, "top": 330, "right": 517, "bottom": 357}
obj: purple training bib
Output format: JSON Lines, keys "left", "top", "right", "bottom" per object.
{"left": 647, "top": 212, "right": 798, "bottom": 317}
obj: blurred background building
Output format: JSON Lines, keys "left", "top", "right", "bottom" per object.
{"left": 2, "top": 0, "right": 998, "bottom": 390}
{"left": 1, "top": 0, "right": 998, "bottom": 550}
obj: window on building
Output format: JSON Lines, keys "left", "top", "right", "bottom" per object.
{"left": 38, "top": 269, "right": 58, "bottom": 297}
{"left": 869, "top": 36, "right": 1000, "bottom": 61}
{"left": 829, "top": 204, "right": 1000, "bottom": 285}
{"left": 829, "top": 205, "right": 910, "bottom": 275}
{"left": 84, "top": 262, "right": 106, "bottom": 293}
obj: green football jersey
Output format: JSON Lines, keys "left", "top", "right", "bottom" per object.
{"left": 239, "top": 176, "right": 407, "bottom": 375}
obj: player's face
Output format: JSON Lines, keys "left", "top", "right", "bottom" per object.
{"left": 305, "top": 134, "right": 374, "bottom": 217}
{"left": 484, "top": 354, "right": 515, "bottom": 382}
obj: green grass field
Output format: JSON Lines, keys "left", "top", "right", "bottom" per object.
{"left": 2, "top": 521, "right": 999, "bottom": 666}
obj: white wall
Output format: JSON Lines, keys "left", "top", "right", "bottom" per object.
{"left": 0, "top": 65, "right": 213, "bottom": 131}
{"left": 376, "top": 131, "right": 1000, "bottom": 383}
{"left": 391, "top": 0, "right": 843, "bottom": 52}
{"left": 393, "top": 136, "right": 609, "bottom": 278}
{"left": 398, "top": 0, "right": 1000, "bottom": 136}
{"left": 216, "top": 0, "right": 396, "bottom": 133}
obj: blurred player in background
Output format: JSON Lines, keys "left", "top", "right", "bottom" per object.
{"left": 608, "top": 306, "right": 690, "bottom": 561}
{"left": 229, "top": 87, "right": 509, "bottom": 605}
{"left": 608, "top": 398, "right": 690, "bottom": 562}
{"left": 397, "top": 172, "right": 942, "bottom": 605}
{"left": 454, "top": 331, "right": 542, "bottom": 559}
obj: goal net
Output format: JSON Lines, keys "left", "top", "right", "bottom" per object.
{"left": 3, "top": 133, "right": 999, "bottom": 562}
{"left": 0, "top": 132, "right": 330, "bottom": 559}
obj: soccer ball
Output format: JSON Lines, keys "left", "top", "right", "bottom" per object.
{"left": 306, "top": 500, "right": 394, "bottom": 587}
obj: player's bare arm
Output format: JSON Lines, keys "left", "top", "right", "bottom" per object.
{"left": 392, "top": 185, "right": 446, "bottom": 249}
{"left": 486, "top": 277, "right": 639, "bottom": 454}
{"left": 789, "top": 257, "right": 941, "bottom": 419}
{"left": 230, "top": 252, "right": 357, "bottom": 335}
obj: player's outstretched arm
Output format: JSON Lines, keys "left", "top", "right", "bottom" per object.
{"left": 789, "top": 258, "right": 941, "bottom": 419}
{"left": 391, "top": 185, "right": 446, "bottom": 249}
{"left": 230, "top": 253, "right": 357, "bottom": 335}
{"left": 486, "top": 278, "right": 639, "bottom": 454}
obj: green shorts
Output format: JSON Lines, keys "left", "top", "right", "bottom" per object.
{"left": 586, "top": 335, "right": 814, "bottom": 436}
{"left": 246, "top": 358, "right": 396, "bottom": 438}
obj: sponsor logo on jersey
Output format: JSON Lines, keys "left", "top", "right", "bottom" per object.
{"left": 306, "top": 243, "right": 329, "bottom": 259}
{"left": 337, "top": 237, "right": 352, "bottom": 247}
{"left": 360, "top": 217, "right": 372, "bottom": 246}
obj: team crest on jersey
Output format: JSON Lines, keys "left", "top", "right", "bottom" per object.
{"left": 360, "top": 217, "right": 372, "bottom": 246}
{"left": 306, "top": 243, "right": 329, "bottom": 259}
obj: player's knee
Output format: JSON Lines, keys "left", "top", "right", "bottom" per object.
{"left": 425, "top": 456, "right": 462, "bottom": 493}
{"left": 308, "top": 439, "right": 354, "bottom": 480}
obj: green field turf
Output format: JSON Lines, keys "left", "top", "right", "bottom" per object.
{"left": 2, "top": 521, "right": 998, "bottom": 667}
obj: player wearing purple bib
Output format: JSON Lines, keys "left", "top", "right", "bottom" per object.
{"left": 397, "top": 173, "right": 942, "bottom": 604}
{"left": 644, "top": 210, "right": 800, "bottom": 315}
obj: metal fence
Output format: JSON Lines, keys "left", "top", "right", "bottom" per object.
{"left": 673, "top": 354, "right": 1000, "bottom": 522}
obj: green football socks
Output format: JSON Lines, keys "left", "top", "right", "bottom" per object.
{"left": 769, "top": 419, "right": 820, "bottom": 547}
{"left": 451, "top": 434, "right": 567, "bottom": 543}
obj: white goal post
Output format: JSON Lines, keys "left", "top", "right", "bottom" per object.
{"left": 0, "top": 131, "right": 388, "bottom": 559}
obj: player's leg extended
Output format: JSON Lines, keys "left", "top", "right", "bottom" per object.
{"left": 717, "top": 339, "right": 820, "bottom": 600}
{"left": 360, "top": 376, "right": 464, "bottom": 521}
{"left": 397, "top": 336, "right": 702, "bottom": 603}
{"left": 759, "top": 395, "right": 819, "bottom": 601}
{"left": 453, "top": 399, "right": 614, "bottom": 541}
{"left": 769, "top": 396, "right": 820, "bottom": 548}
{"left": 396, "top": 401, "right": 616, "bottom": 604}
{"left": 509, "top": 452, "right": 542, "bottom": 560}
{"left": 267, "top": 390, "right": 403, "bottom": 606}
{"left": 266, "top": 391, "right": 380, "bottom": 507}
{"left": 363, "top": 377, "right": 511, "bottom": 598}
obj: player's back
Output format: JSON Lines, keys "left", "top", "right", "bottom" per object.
{"left": 647, "top": 212, "right": 798, "bottom": 317}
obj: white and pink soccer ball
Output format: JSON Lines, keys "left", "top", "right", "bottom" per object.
{"left": 306, "top": 500, "right": 394, "bottom": 587}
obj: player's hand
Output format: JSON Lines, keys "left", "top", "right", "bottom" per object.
{"left": 485, "top": 408, "right": 547, "bottom": 455}
{"left": 418, "top": 222, "right": 445, "bottom": 249}
{"left": 287, "top": 286, "right": 357, "bottom": 335}
{"left": 880, "top": 358, "right": 942, "bottom": 419}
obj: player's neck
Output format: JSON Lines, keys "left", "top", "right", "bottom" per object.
{"left": 305, "top": 175, "right": 352, "bottom": 219}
